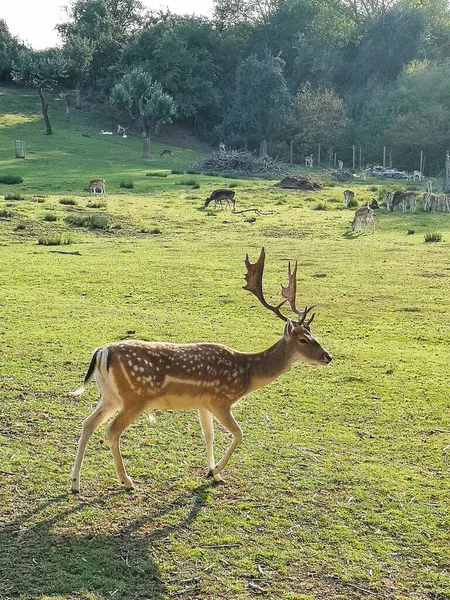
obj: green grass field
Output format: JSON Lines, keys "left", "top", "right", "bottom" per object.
{"left": 0, "top": 86, "right": 450, "bottom": 600}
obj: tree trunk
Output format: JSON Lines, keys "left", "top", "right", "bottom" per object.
{"left": 75, "top": 83, "right": 82, "bottom": 110}
{"left": 38, "top": 87, "right": 52, "bottom": 135}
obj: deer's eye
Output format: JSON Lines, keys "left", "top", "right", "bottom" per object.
{"left": 299, "top": 338, "right": 308, "bottom": 344}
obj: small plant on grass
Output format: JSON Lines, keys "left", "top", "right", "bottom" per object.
{"left": 424, "top": 232, "right": 442, "bottom": 243}
{"left": 171, "top": 169, "right": 184, "bottom": 175}
{"left": 192, "top": 183, "right": 200, "bottom": 189}
{"left": 314, "top": 201, "right": 328, "bottom": 211}
{"left": 228, "top": 182, "right": 238, "bottom": 188}
{"left": 15, "top": 223, "right": 26, "bottom": 230}
{"left": 347, "top": 197, "right": 358, "bottom": 208}
{"left": 4, "top": 193, "right": 24, "bottom": 201}
{"left": 0, "top": 208, "right": 13, "bottom": 218}
{"left": 38, "top": 234, "right": 73, "bottom": 246}
{"left": 86, "top": 201, "right": 107, "bottom": 209}
{"left": 0, "top": 175, "right": 23, "bottom": 184}
{"left": 177, "top": 178, "right": 198, "bottom": 186}
{"left": 65, "top": 214, "right": 108, "bottom": 230}
{"left": 120, "top": 181, "right": 134, "bottom": 189}
{"left": 370, "top": 185, "right": 378, "bottom": 192}
{"left": 150, "top": 227, "right": 162, "bottom": 234}
{"left": 43, "top": 213, "right": 58, "bottom": 222}
{"left": 146, "top": 172, "right": 168, "bottom": 177}
{"left": 59, "top": 198, "right": 77, "bottom": 206}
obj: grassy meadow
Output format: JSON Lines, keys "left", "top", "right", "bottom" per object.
{"left": 0, "top": 85, "right": 450, "bottom": 600}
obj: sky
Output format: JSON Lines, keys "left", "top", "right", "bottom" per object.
{"left": 0, "top": 0, "right": 214, "bottom": 50}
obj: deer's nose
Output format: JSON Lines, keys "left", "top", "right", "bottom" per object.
{"left": 323, "top": 352, "right": 332, "bottom": 363}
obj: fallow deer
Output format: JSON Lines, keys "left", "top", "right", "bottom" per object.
{"left": 343, "top": 190, "right": 355, "bottom": 208}
{"left": 160, "top": 149, "right": 172, "bottom": 157}
{"left": 204, "top": 189, "right": 236, "bottom": 210}
{"left": 392, "top": 191, "right": 417, "bottom": 212}
{"left": 350, "top": 203, "right": 375, "bottom": 233}
{"left": 88, "top": 178, "right": 106, "bottom": 196}
{"left": 69, "top": 249, "right": 332, "bottom": 492}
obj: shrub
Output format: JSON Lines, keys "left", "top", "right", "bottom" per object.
{"left": 424, "top": 232, "right": 442, "bottom": 243}
{"left": 146, "top": 172, "right": 168, "bottom": 177}
{"left": 15, "top": 223, "right": 26, "bottom": 230}
{"left": 347, "top": 197, "right": 358, "bottom": 208}
{"left": 43, "top": 213, "right": 57, "bottom": 222}
{"left": 191, "top": 183, "right": 200, "bottom": 189}
{"left": 228, "top": 182, "right": 238, "bottom": 188}
{"left": 370, "top": 185, "right": 378, "bottom": 192}
{"left": 171, "top": 169, "right": 184, "bottom": 175}
{"left": 59, "top": 198, "right": 77, "bottom": 206}
{"left": 314, "top": 201, "right": 328, "bottom": 211}
{"left": 177, "top": 178, "right": 198, "bottom": 186}
{"left": 150, "top": 227, "right": 162, "bottom": 234}
{"left": 65, "top": 214, "right": 108, "bottom": 230}
{"left": 120, "top": 181, "right": 134, "bottom": 189}
{"left": 38, "top": 234, "right": 73, "bottom": 246}
{"left": 4, "top": 193, "right": 24, "bottom": 201}
{"left": 0, "top": 208, "right": 13, "bottom": 218}
{"left": 0, "top": 175, "right": 23, "bottom": 184}
{"left": 86, "top": 201, "right": 107, "bottom": 209}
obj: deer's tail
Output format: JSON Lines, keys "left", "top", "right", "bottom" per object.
{"left": 69, "top": 347, "right": 109, "bottom": 397}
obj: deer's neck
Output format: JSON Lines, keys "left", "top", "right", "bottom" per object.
{"left": 242, "top": 337, "right": 295, "bottom": 393}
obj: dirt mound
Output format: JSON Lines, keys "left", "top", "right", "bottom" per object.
{"left": 273, "top": 175, "right": 322, "bottom": 191}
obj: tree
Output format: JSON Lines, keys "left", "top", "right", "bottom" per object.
{"left": 110, "top": 67, "right": 176, "bottom": 156}
{"left": 62, "top": 35, "right": 95, "bottom": 109}
{"left": 293, "top": 82, "right": 347, "bottom": 157}
{"left": 11, "top": 49, "right": 67, "bottom": 135}
{"left": 57, "top": 0, "right": 145, "bottom": 93}
{"left": 223, "top": 52, "right": 292, "bottom": 152}
{"left": 123, "top": 17, "right": 221, "bottom": 124}
{"left": 0, "top": 19, "right": 22, "bottom": 82}
{"left": 213, "top": 0, "right": 280, "bottom": 27}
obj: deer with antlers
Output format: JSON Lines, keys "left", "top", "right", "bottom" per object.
{"left": 69, "top": 249, "right": 331, "bottom": 492}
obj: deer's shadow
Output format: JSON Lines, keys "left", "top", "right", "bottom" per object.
{"left": 0, "top": 484, "right": 209, "bottom": 598}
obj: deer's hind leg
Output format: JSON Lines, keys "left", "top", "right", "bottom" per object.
{"left": 71, "top": 395, "right": 119, "bottom": 493}
{"left": 105, "top": 403, "right": 147, "bottom": 490}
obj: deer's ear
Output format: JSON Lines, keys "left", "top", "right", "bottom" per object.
{"left": 284, "top": 319, "right": 295, "bottom": 338}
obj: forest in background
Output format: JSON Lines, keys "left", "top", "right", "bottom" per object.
{"left": 2, "top": 0, "right": 450, "bottom": 174}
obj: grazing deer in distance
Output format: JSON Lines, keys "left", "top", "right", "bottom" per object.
{"left": 343, "top": 189, "right": 355, "bottom": 208}
{"left": 392, "top": 191, "right": 417, "bottom": 212}
{"left": 88, "top": 178, "right": 106, "bottom": 196}
{"left": 350, "top": 203, "right": 375, "bottom": 233}
{"left": 160, "top": 149, "right": 172, "bottom": 157}
{"left": 204, "top": 189, "right": 236, "bottom": 210}
{"left": 69, "top": 248, "right": 332, "bottom": 492}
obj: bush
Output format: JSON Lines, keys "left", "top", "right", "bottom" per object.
{"left": 191, "top": 183, "right": 200, "bottom": 189}
{"left": 59, "top": 198, "right": 77, "bottom": 206}
{"left": 424, "top": 232, "right": 442, "bottom": 243}
{"left": 347, "top": 197, "right": 358, "bottom": 208}
{"left": 86, "top": 201, "right": 107, "bottom": 209}
{"left": 15, "top": 223, "right": 26, "bottom": 230}
{"left": 314, "top": 202, "right": 328, "bottom": 211}
{"left": 228, "top": 183, "right": 238, "bottom": 188}
{"left": 177, "top": 178, "right": 198, "bottom": 186}
{"left": 43, "top": 213, "right": 57, "bottom": 222}
{"left": 171, "top": 169, "right": 184, "bottom": 175}
{"left": 0, "top": 175, "right": 23, "bottom": 185}
{"left": 120, "top": 181, "right": 134, "bottom": 189}
{"left": 370, "top": 185, "right": 378, "bottom": 192}
{"left": 146, "top": 172, "right": 168, "bottom": 177}
{"left": 65, "top": 214, "right": 108, "bottom": 230}
{"left": 150, "top": 227, "right": 162, "bottom": 234}
{"left": 38, "top": 234, "right": 73, "bottom": 246}
{"left": 0, "top": 208, "right": 13, "bottom": 218}
{"left": 4, "top": 193, "right": 24, "bottom": 201}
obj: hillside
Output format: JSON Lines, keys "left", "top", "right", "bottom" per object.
{"left": 0, "top": 85, "right": 207, "bottom": 195}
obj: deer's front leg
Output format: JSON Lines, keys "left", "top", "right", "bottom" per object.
{"left": 199, "top": 408, "right": 224, "bottom": 483}
{"left": 207, "top": 407, "right": 243, "bottom": 480}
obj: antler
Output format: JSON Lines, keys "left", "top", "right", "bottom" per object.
{"left": 243, "top": 248, "right": 288, "bottom": 322}
{"left": 280, "top": 261, "right": 315, "bottom": 326}
{"left": 243, "top": 248, "right": 316, "bottom": 326}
